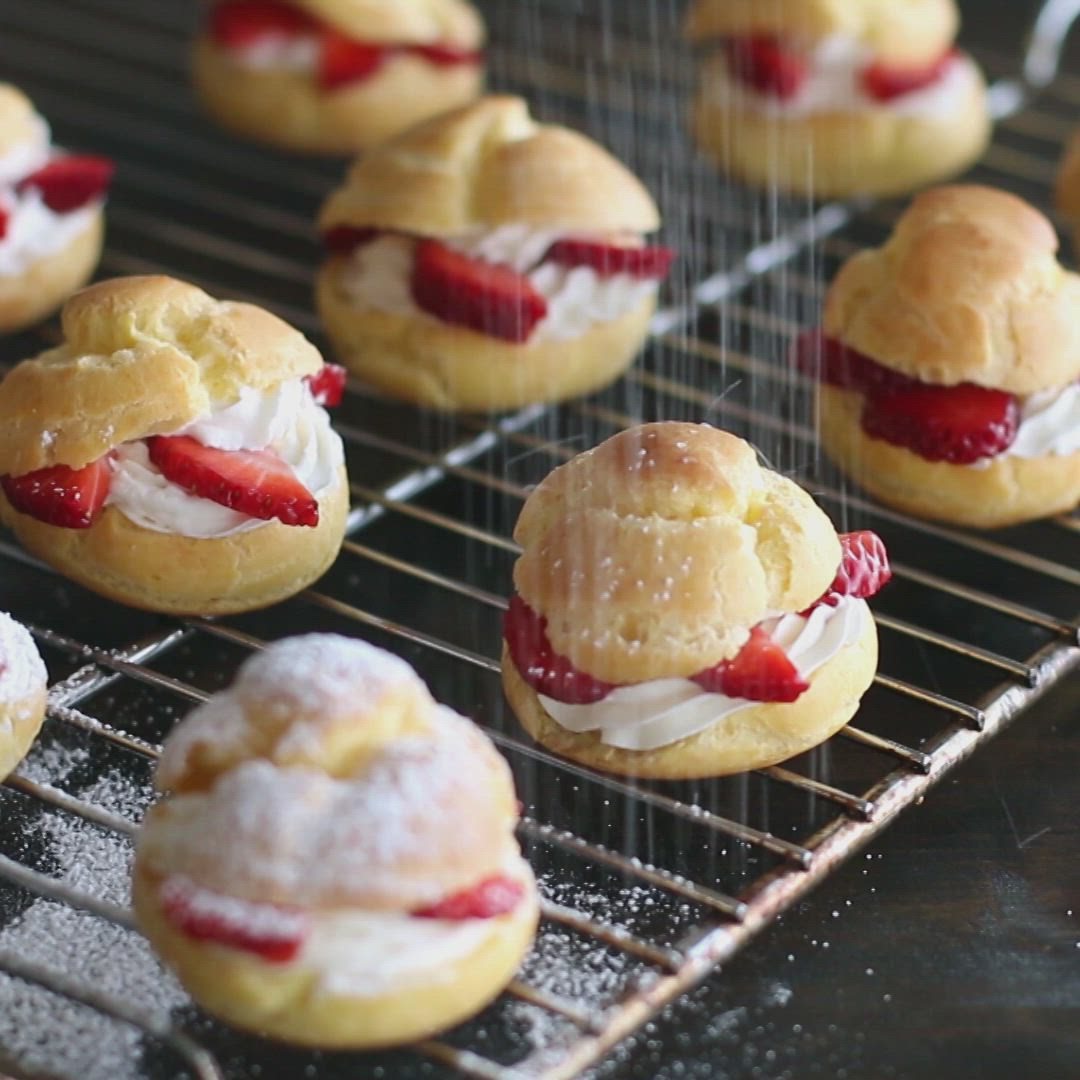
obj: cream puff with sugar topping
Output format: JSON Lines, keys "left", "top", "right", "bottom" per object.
{"left": 193, "top": 0, "right": 485, "bottom": 154}
{"left": 684, "top": 0, "right": 990, "bottom": 197}
{"left": 0, "top": 276, "right": 349, "bottom": 613}
{"left": 502, "top": 423, "right": 890, "bottom": 780}
{"left": 316, "top": 96, "right": 675, "bottom": 411}
{"left": 134, "top": 634, "right": 538, "bottom": 1048}
{"left": 797, "top": 185, "right": 1080, "bottom": 527}
{"left": 0, "top": 613, "right": 47, "bottom": 782}
{"left": 0, "top": 84, "right": 113, "bottom": 332}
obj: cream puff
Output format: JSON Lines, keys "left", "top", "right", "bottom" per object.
{"left": 798, "top": 185, "right": 1080, "bottom": 528}
{"left": 501, "top": 423, "right": 890, "bottom": 780}
{"left": 193, "top": 0, "right": 485, "bottom": 154}
{"left": 0, "top": 84, "right": 113, "bottom": 333}
{"left": 134, "top": 633, "right": 538, "bottom": 1047}
{"left": 0, "top": 276, "right": 350, "bottom": 613}
{"left": 316, "top": 95, "right": 675, "bottom": 411}
{"left": 0, "top": 613, "right": 47, "bottom": 782}
{"left": 684, "top": 0, "right": 990, "bottom": 197}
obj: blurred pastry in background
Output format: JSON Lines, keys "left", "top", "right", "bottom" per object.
{"left": 502, "top": 422, "right": 889, "bottom": 779}
{"left": 1054, "top": 128, "right": 1080, "bottom": 255}
{"left": 316, "top": 96, "right": 674, "bottom": 411}
{"left": 798, "top": 185, "right": 1080, "bottom": 527}
{"left": 134, "top": 633, "right": 538, "bottom": 1047}
{"left": 684, "top": 0, "right": 990, "bottom": 197}
{"left": 192, "top": 0, "right": 485, "bottom": 154}
{"left": 0, "top": 84, "right": 113, "bottom": 333}
{"left": 0, "top": 612, "right": 47, "bottom": 782}
{"left": 0, "top": 276, "right": 349, "bottom": 613}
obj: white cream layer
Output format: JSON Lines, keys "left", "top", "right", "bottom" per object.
{"left": 1002, "top": 382, "right": 1080, "bottom": 460}
{"left": 226, "top": 35, "right": 321, "bottom": 72}
{"left": 106, "top": 378, "right": 345, "bottom": 539}
{"left": 713, "top": 36, "right": 977, "bottom": 119}
{"left": 539, "top": 598, "right": 869, "bottom": 752}
{"left": 0, "top": 116, "right": 100, "bottom": 278}
{"left": 337, "top": 227, "right": 658, "bottom": 343}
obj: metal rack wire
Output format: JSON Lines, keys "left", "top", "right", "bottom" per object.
{"left": 0, "top": 2, "right": 1076, "bottom": 1078}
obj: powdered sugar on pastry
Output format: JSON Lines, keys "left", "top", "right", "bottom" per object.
{"left": 0, "top": 611, "right": 47, "bottom": 714}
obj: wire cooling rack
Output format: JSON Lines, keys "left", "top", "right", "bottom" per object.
{"left": 0, "top": 1, "right": 1076, "bottom": 1078}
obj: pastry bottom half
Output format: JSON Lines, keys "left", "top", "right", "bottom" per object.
{"left": 132, "top": 862, "right": 539, "bottom": 1049}
{"left": 0, "top": 468, "right": 350, "bottom": 615}
{"left": 819, "top": 385, "right": 1080, "bottom": 528}
{"left": 317, "top": 264, "right": 655, "bottom": 411}
{"left": 0, "top": 685, "right": 47, "bottom": 782}
{"left": 193, "top": 38, "right": 483, "bottom": 155}
{"left": 501, "top": 612, "right": 878, "bottom": 780}
{"left": 0, "top": 213, "right": 104, "bottom": 334}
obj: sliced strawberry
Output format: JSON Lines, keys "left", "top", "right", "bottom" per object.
{"left": 862, "top": 49, "right": 958, "bottom": 102}
{"left": 546, "top": 239, "right": 676, "bottom": 280}
{"left": 726, "top": 36, "right": 808, "bottom": 100}
{"left": 792, "top": 330, "right": 915, "bottom": 395}
{"left": 408, "top": 43, "right": 484, "bottom": 66}
{"left": 160, "top": 876, "right": 309, "bottom": 963}
{"left": 0, "top": 206, "right": 9, "bottom": 241}
{"left": 412, "top": 240, "right": 548, "bottom": 343}
{"left": 693, "top": 626, "right": 809, "bottom": 703}
{"left": 305, "top": 363, "right": 347, "bottom": 407}
{"left": 808, "top": 531, "right": 892, "bottom": 614}
{"left": 322, "top": 225, "right": 379, "bottom": 255}
{"left": 208, "top": 0, "right": 316, "bottom": 48}
{"left": 319, "top": 29, "right": 389, "bottom": 90}
{"left": 862, "top": 382, "right": 1019, "bottom": 465}
{"left": 18, "top": 156, "right": 114, "bottom": 213}
{"left": 147, "top": 436, "right": 319, "bottom": 527}
{"left": 1, "top": 457, "right": 111, "bottom": 530}
{"left": 414, "top": 875, "right": 525, "bottom": 920}
{"left": 503, "top": 595, "right": 616, "bottom": 704}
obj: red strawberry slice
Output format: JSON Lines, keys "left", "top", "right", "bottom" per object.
{"left": 0, "top": 206, "right": 9, "bottom": 241}
{"left": 319, "top": 29, "right": 389, "bottom": 90}
{"left": 209, "top": 0, "right": 316, "bottom": 48}
{"left": 503, "top": 595, "right": 617, "bottom": 704}
{"left": 693, "top": 626, "right": 809, "bottom": 703}
{"left": 408, "top": 43, "right": 484, "bottom": 66}
{"left": 412, "top": 240, "right": 549, "bottom": 343}
{"left": 160, "top": 876, "right": 309, "bottom": 963}
{"left": 414, "top": 875, "right": 526, "bottom": 920}
{"left": 808, "top": 531, "right": 892, "bottom": 613}
{"left": 322, "top": 225, "right": 379, "bottom": 255}
{"left": 861, "top": 382, "right": 1019, "bottom": 465}
{"left": 726, "top": 36, "right": 808, "bottom": 100}
{"left": 18, "top": 156, "right": 115, "bottom": 213}
{"left": 546, "top": 239, "right": 676, "bottom": 280}
{"left": 862, "top": 49, "right": 958, "bottom": 102}
{"left": 147, "top": 435, "right": 319, "bottom": 527}
{"left": 791, "top": 330, "right": 915, "bottom": 395}
{"left": 1, "top": 457, "right": 111, "bottom": 529}
{"left": 305, "top": 363, "right": 347, "bottom": 407}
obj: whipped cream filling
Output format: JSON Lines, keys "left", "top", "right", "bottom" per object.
{"left": 713, "top": 35, "right": 977, "bottom": 119}
{"left": 106, "top": 378, "right": 345, "bottom": 539}
{"left": 539, "top": 598, "right": 870, "bottom": 752}
{"left": 226, "top": 35, "right": 321, "bottom": 72}
{"left": 0, "top": 117, "right": 100, "bottom": 278}
{"left": 998, "top": 382, "right": 1080, "bottom": 461}
{"left": 337, "top": 227, "right": 659, "bottom": 343}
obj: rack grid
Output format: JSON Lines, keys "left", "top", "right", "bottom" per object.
{"left": 0, "top": 2, "right": 1076, "bottom": 1078}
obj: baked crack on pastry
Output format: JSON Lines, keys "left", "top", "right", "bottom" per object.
{"left": 0, "top": 84, "right": 113, "bottom": 332}
{"left": 684, "top": 0, "right": 990, "bottom": 197}
{"left": 0, "top": 613, "right": 47, "bottom": 783}
{"left": 134, "top": 634, "right": 538, "bottom": 1047}
{"left": 797, "top": 185, "right": 1080, "bottom": 527}
{"left": 316, "top": 96, "right": 675, "bottom": 411}
{"left": 501, "top": 422, "right": 890, "bottom": 779}
{"left": 193, "top": 0, "right": 485, "bottom": 154}
{"left": 0, "top": 276, "right": 350, "bottom": 613}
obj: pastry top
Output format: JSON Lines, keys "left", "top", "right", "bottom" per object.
{"left": 0, "top": 84, "right": 45, "bottom": 159}
{"left": 0, "top": 276, "right": 323, "bottom": 477}
{"left": 288, "top": 0, "right": 484, "bottom": 46}
{"left": 138, "top": 635, "right": 519, "bottom": 911}
{"left": 824, "top": 186, "right": 1080, "bottom": 395}
{"left": 318, "top": 96, "right": 660, "bottom": 238}
{"left": 684, "top": 0, "right": 958, "bottom": 66}
{"left": 513, "top": 423, "right": 841, "bottom": 685}
{"left": 0, "top": 612, "right": 47, "bottom": 713}
{"left": 1054, "top": 129, "right": 1080, "bottom": 225}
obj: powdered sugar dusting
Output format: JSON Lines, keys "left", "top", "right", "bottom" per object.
{"left": 0, "top": 611, "right": 46, "bottom": 710}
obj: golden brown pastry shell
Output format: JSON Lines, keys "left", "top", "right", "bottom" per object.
{"left": 0, "top": 683, "right": 46, "bottom": 783}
